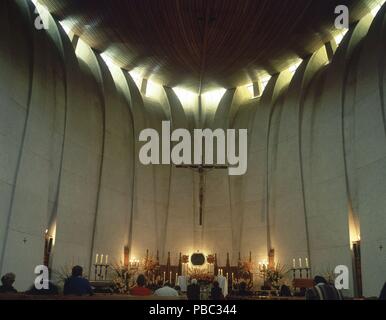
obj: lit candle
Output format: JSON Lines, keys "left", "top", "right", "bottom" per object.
{"left": 299, "top": 258, "right": 302, "bottom": 268}
{"left": 95, "top": 254, "right": 99, "bottom": 265}
{"left": 169, "top": 271, "right": 172, "bottom": 283}
{"left": 293, "top": 259, "right": 296, "bottom": 268}
{"left": 175, "top": 273, "right": 178, "bottom": 284}
{"left": 305, "top": 258, "right": 309, "bottom": 268}
{"left": 163, "top": 271, "right": 166, "bottom": 283}
{"left": 226, "top": 273, "right": 229, "bottom": 280}
{"left": 105, "top": 255, "right": 108, "bottom": 265}
{"left": 100, "top": 254, "right": 104, "bottom": 265}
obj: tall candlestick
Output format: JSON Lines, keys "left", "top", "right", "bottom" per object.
{"left": 299, "top": 258, "right": 302, "bottom": 268}
{"left": 175, "top": 273, "right": 178, "bottom": 284}
{"left": 293, "top": 258, "right": 296, "bottom": 268}
{"left": 305, "top": 258, "right": 309, "bottom": 268}
{"left": 100, "top": 254, "right": 104, "bottom": 265}
{"left": 105, "top": 255, "right": 108, "bottom": 265}
{"left": 95, "top": 254, "right": 99, "bottom": 265}
{"left": 169, "top": 271, "right": 172, "bottom": 283}
{"left": 163, "top": 271, "right": 166, "bottom": 283}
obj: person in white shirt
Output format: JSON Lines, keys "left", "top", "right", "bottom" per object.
{"left": 154, "top": 282, "right": 179, "bottom": 297}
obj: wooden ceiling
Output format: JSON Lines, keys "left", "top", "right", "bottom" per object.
{"left": 41, "top": 0, "right": 374, "bottom": 93}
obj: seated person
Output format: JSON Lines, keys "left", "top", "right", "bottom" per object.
{"left": 130, "top": 274, "right": 152, "bottom": 296}
{"left": 154, "top": 282, "right": 179, "bottom": 297}
{"left": 210, "top": 281, "right": 224, "bottom": 300}
{"left": 0, "top": 273, "right": 17, "bottom": 294}
{"left": 238, "top": 281, "right": 252, "bottom": 297}
{"left": 63, "top": 266, "right": 93, "bottom": 296}
{"left": 306, "top": 276, "right": 343, "bottom": 300}
{"left": 379, "top": 282, "right": 386, "bottom": 300}
{"left": 279, "top": 284, "right": 292, "bottom": 297}
{"left": 187, "top": 279, "right": 200, "bottom": 300}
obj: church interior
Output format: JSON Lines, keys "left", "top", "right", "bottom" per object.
{"left": 1, "top": 0, "right": 386, "bottom": 300}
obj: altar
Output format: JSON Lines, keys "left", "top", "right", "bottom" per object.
{"left": 177, "top": 275, "right": 228, "bottom": 299}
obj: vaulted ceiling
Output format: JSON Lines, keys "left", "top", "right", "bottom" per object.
{"left": 41, "top": 0, "right": 375, "bottom": 93}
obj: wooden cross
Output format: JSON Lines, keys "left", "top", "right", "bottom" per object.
{"left": 176, "top": 165, "right": 228, "bottom": 226}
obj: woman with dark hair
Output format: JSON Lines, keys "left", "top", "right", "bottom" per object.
{"left": 63, "top": 266, "right": 93, "bottom": 296}
{"left": 0, "top": 273, "right": 17, "bottom": 294}
{"left": 130, "top": 274, "right": 152, "bottom": 296}
{"left": 210, "top": 281, "right": 224, "bottom": 300}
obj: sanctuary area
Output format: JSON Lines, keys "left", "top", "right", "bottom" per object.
{"left": 0, "top": 0, "right": 386, "bottom": 301}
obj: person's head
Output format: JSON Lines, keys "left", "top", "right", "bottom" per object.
{"left": 213, "top": 281, "right": 219, "bottom": 288}
{"left": 175, "top": 285, "right": 181, "bottom": 292}
{"left": 136, "top": 274, "right": 146, "bottom": 287}
{"left": 1, "top": 273, "right": 16, "bottom": 287}
{"left": 280, "top": 284, "right": 292, "bottom": 297}
{"left": 71, "top": 265, "right": 83, "bottom": 277}
{"left": 164, "top": 281, "right": 171, "bottom": 287}
{"left": 191, "top": 279, "right": 198, "bottom": 285}
{"left": 239, "top": 281, "right": 247, "bottom": 291}
{"left": 157, "top": 280, "right": 163, "bottom": 288}
{"left": 314, "top": 276, "right": 327, "bottom": 285}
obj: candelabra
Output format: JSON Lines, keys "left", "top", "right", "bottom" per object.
{"left": 94, "top": 263, "right": 110, "bottom": 281}
{"left": 291, "top": 267, "right": 311, "bottom": 279}
{"left": 129, "top": 260, "right": 140, "bottom": 270}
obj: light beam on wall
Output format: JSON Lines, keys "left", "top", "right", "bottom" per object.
{"left": 129, "top": 69, "right": 144, "bottom": 91}
{"left": 288, "top": 59, "right": 302, "bottom": 75}
{"left": 146, "top": 80, "right": 164, "bottom": 100}
{"left": 371, "top": 0, "right": 386, "bottom": 17}
{"left": 173, "top": 87, "right": 198, "bottom": 113}
{"left": 201, "top": 88, "right": 226, "bottom": 106}
{"left": 334, "top": 29, "right": 349, "bottom": 46}
{"left": 260, "top": 74, "right": 272, "bottom": 92}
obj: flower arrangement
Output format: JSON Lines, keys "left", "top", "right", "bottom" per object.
{"left": 207, "top": 255, "right": 215, "bottom": 264}
{"left": 51, "top": 264, "right": 73, "bottom": 288}
{"left": 182, "top": 255, "right": 189, "bottom": 264}
{"left": 143, "top": 256, "right": 158, "bottom": 273}
{"left": 259, "top": 262, "right": 290, "bottom": 289}
{"left": 110, "top": 263, "right": 132, "bottom": 294}
{"left": 188, "top": 268, "right": 215, "bottom": 284}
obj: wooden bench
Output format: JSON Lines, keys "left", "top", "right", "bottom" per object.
{"left": 0, "top": 293, "right": 187, "bottom": 300}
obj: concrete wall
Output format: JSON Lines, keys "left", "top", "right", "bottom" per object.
{"left": 0, "top": 0, "right": 386, "bottom": 297}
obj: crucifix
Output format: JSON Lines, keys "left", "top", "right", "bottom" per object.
{"left": 176, "top": 164, "right": 228, "bottom": 226}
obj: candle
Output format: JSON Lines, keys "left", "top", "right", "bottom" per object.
{"left": 95, "top": 254, "right": 99, "bottom": 265}
{"left": 100, "top": 254, "right": 104, "bottom": 265}
{"left": 163, "top": 271, "right": 166, "bottom": 283}
{"left": 305, "top": 258, "right": 309, "bottom": 268}
{"left": 175, "top": 273, "right": 178, "bottom": 284}
{"left": 226, "top": 273, "right": 229, "bottom": 280}
{"left": 169, "top": 271, "right": 172, "bottom": 283}
{"left": 299, "top": 258, "right": 302, "bottom": 268}
{"left": 293, "top": 259, "right": 296, "bottom": 268}
{"left": 232, "top": 273, "right": 234, "bottom": 283}
{"left": 105, "top": 255, "right": 108, "bottom": 265}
